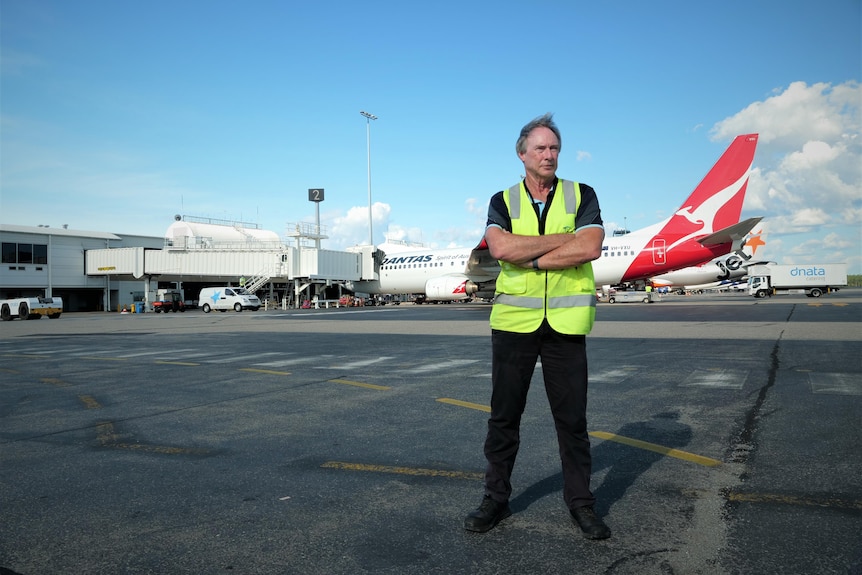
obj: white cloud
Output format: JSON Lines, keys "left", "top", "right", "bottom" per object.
{"left": 327, "top": 202, "right": 391, "bottom": 248}
{"left": 711, "top": 81, "right": 859, "bottom": 148}
{"left": 780, "top": 140, "right": 839, "bottom": 171}
{"left": 791, "top": 208, "right": 830, "bottom": 226}
{"left": 715, "top": 81, "right": 861, "bottom": 271}
{"left": 465, "top": 197, "right": 488, "bottom": 219}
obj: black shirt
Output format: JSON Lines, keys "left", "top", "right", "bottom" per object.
{"left": 486, "top": 179, "right": 604, "bottom": 234}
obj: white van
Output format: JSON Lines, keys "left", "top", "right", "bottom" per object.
{"left": 199, "top": 287, "right": 261, "bottom": 313}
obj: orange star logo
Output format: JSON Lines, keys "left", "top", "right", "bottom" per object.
{"left": 745, "top": 230, "right": 766, "bottom": 254}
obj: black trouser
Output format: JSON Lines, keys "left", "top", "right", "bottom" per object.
{"left": 483, "top": 320, "right": 595, "bottom": 510}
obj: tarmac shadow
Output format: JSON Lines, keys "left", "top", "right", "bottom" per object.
{"left": 591, "top": 411, "right": 693, "bottom": 516}
{"left": 509, "top": 411, "right": 692, "bottom": 516}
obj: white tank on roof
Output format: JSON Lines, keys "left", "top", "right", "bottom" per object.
{"left": 165, "top": 220, "right": 280, "bottom": 244}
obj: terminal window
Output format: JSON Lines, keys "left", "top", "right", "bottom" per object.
{"left": 1, "top": 242, "right": 48, "bottom": 264}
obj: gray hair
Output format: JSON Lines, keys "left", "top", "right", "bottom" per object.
{"left": 516, "top": 113, "right": 561, "bottom": 155}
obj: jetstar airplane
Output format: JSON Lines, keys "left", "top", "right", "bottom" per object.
{"left": 649, "top": 222, "right": 769, "bottom": 293}
{"left": 351, "top": 134, "right": 761, "bottom": 303}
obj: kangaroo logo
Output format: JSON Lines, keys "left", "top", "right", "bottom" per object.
{"left": 665, "top": 170, "right": 750, "bottom": 253}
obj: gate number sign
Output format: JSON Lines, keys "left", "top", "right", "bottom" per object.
{"left": 308, "top": 188, "right": 324, "bottom": 202}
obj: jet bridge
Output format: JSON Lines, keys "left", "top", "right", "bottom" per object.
{"left": 85, "top": 221, "right": 380, "bottom": 310}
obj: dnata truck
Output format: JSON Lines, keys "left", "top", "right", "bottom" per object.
{"left": 747, "top": 263, "right": 847, "bottom": 298}
{"left": 1, "top": 296, "right": 63, "bottom": 321}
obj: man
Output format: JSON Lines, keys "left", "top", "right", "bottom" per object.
{"left": 464, "top": 113, "right": 610, "bottom": 540}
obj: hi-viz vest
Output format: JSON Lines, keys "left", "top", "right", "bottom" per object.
{"left": 489, "top": 179, "right": 597, "bottom": 335}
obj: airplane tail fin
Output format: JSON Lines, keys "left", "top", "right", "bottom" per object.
{"left": 698, "top": 217, "right": 762, "bottom": 249}
{"left": 664, "top": 134, "right": 759, "bottom": 239}
{"left": 739, "top": 219, "right": 769, "bottom": 265}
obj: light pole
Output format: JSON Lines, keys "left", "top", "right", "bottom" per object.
{"left": 360, "top": 110, "right": 377, "bottom": 246}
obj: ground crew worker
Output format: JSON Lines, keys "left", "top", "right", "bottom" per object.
{"left": 464, "top": 113, "right": 610, "bottom": 540}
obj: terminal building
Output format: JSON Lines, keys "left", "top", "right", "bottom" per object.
{"left": 0, "top": 217, "right": 378, "bottom": 312}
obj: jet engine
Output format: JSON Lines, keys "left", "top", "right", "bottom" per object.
{"left": 424, "top": 276, "right": 478, "bottom": 301}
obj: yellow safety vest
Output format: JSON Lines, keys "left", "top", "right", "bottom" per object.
{"left": 490, "top": 180, "right": 596, "bottom": 334}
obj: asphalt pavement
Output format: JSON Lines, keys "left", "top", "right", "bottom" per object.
{"left": 1, "top": 290, "right": 860, "bottom": 575}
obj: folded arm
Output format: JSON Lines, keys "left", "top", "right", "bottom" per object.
{"left": 485, "top": 225, "right": 605, "bottom": 269}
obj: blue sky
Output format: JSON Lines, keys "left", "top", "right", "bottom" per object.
{"left": 2, "top": 1, "right": 860, "bottom": 272}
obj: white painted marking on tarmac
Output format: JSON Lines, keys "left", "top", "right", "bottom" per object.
{"left": 682, "top": 369, "right": 747, "bottom": 389}
{"left": 114, "top": 349, "right": 196, "bottom": 358}
{"left": 809, "top": 373, "right": 860, "bottom": 395}
{"left": 256, "top": 355, "right": 333, "bottom": 368}
{"left": 205, "top": 352, "right": 283, "bottom": 364}
{"left": 167, "top": 352, "right": 223, "bottom": 359}
{"left": 400, "top": 359, "right": 479, "bottom": 374}
{"left": 4, "top": 345, "right": 90, "bottom": 355}
{"left": 318, "top": 356, "right": 395, "bottom": 369}
{"left": 591, "top": 367, "right": 639, "bottom": 384}
{"left": 68, "top": 349, "right": 129, "bottom": 356}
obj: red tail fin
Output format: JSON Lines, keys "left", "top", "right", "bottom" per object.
{"left": 619, "top": 135, "right": 759, "bottom": 282}
{"left": 665, "top": 134, "right": 759, "bottom": 238}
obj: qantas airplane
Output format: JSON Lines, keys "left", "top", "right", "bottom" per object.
{"left": 351, "top": 134, "right": 761, "bottom": 302}
{"left": 649, "top": 222, "right": 769, "bottom": 293}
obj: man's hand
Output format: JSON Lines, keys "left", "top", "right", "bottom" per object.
{"left": 485, "top": 226, "right": 604, "bottom": 269}
{"left": 538, "top": 227, "right": 605, "bottom": 269}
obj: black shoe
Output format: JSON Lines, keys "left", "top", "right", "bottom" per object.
{"left": 570, "top": 505, "right": 611, "bottom": 540}
{"left": 464, "top": 496, "right": 512, "bottom": 533}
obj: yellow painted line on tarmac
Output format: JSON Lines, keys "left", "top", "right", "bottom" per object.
{"left": 97, "top": 422, "right": 118, "bottom": 445}
{"left": 322, "top": 461, "right": 483, "bottom": 480}
{"left": 590, "top": 431, "right": 722, "bottom": 467}
{"left": 79, "top": 356, "right": 128, "bottom": 362}
{"left": 438, "top": 398, "right": 491, "bottom": 412}
{"left": 328, "top": 378, "right": 390, "bottom": 390}
{"left": 439, "top": 398, "right": 720, "bottom": 467}
{"left": 41, "top": 377, "right": 68, "bottom": 387}
{"left": 79, "top": 395, "right": 101, "bottom": 409}
{"left": 0, "top": 368, "right": 17, "bottom": 373}
{"left": 96, "top": 421, "right": 212, "bottom": 455}
{"left": 155, "top": 360, "right": 200, "bottom": 366}
{"left": 2, "top": 353, "right": 51, "bottom": 359}
{"left": 441, "top": 398, "right": 722, "bottom": 467}
{"left": 727, "top": 491, "right": 862, "bottom": 510}
{"left": 109, "top": 443, "right": 212, "bottom": 455}
{"left": 240, "top": 368, "right": 292, "bottom": 376}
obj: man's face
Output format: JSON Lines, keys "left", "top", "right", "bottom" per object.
{"left": 518, "top": 126, "right": 559, "bottom": 181}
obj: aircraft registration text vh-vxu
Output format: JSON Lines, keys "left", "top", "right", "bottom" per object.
{"left": 351, "top": 134, "right": 762, "bottom": 302}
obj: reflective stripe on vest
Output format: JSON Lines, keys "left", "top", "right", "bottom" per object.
{"left": 507, "top": 180, "right": 578, "bottom": 220}
{"left": 490, "top": 179, "right": 596, "bottom": 335}
{"left": 494, "top": 293, "right": 596, "bottom": 309}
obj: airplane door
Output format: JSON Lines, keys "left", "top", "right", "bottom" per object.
{"left": 652, "top": 239, "right": 666, "bottom": 265}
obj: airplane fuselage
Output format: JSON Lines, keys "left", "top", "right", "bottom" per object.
{"left": 353, "top": 133, "right": 761, "bottom": 301}
{"left": 353, "top": 225, "right": 743, "bottom": 300}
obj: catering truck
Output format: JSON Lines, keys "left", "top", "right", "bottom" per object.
{"left": 0, "top": 296, "right": 63, "bottom": 320}
{"left": 747, "top": 263, "right": 847, "bottom": 298}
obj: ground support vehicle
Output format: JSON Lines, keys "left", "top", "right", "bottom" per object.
{"left": 607, "top": 290, "right": 658, "bottom": 304}
{"left": 747, "top": 263, "right": 847, "bottom": 298}
{"left": 0, "top": 297, "right": 63, "bottom": 320}
{"left": 152, "top": 290, "right": 186, "bottom": 313}
{"left": 199, "top": 287, "right": 261, "bottom": 313}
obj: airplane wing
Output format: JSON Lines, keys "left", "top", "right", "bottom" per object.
{"left": 465, "top": 238, "right": 500, "bottom": 279}
{"left": 697, "top": 217, "right": 762, "bottom": 250}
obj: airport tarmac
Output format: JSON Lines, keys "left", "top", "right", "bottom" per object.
{"left": 1, "top": 291, "right": 860, "bottom": 575}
